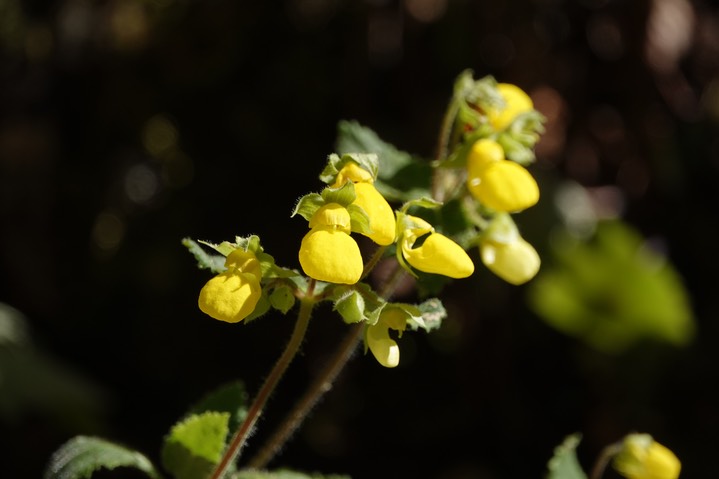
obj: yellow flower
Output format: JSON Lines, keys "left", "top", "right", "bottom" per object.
{"left": 613, "top": 434, "right": 681, "bottom": 479}
{"left": 333, "top": 162, "right": 396, "bottom": 246}
{"left": 466, "top": 139, "right": 539, "bottom": 213}
{"left": 400, "top": 215, "right": 474, "bottom": 279}
{"left": 198, "top": 249, "right": 262, "bottom": 323}
{"left": 366, "top": 308, "right": 407, "bottom": 368}
{"left": 299, "top": 203, "right": 364, "bottom": 284}
{"left": 480, "top": 235, "right": 540, "bottom": 285}
{"left": 486, "top": 83, "right": 533, "bottom": 131}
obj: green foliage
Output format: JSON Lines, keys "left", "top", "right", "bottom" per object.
{"left": 43, "top": 436, "right": 161, "bottom": 479}
{"left": 182, "top": 238, "right": 226, "bottom": 273}
{"left": 161, "top": 411, "right": 230, "bottom": 479}
{"left": 188, "top": 381, "right": 248, "bottom": 434}
{"left": 335, "top": 120, "right": 431, "bottom": 201}
{"left": 232, "top": 470, "right": 351, "bottom": 479}
{"left": 546, "top": 434, "right": 588, "bottom": 479}
{"left": 528, "top": 220, "right": 695, "bottom": 353}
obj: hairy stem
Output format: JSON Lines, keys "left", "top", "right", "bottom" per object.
{"left": 247, "top": 265, "right": 408, "bottom": 470}
{"left": 247, "top": 322, "right": 364, "bottom": 470}
{"left": 209, "top": 281, "right": 317, "bottom": 479}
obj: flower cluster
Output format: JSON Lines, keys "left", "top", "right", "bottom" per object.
{"left": 190, "top": 72, "right": 546, "bottom": 368}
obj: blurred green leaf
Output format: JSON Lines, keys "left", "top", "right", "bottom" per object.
{"left": 546, "top": 434, "right": 588, "bottom": 479}
{"left": 44, "top": 435, "right": 161, "bottom": 479}
{"left": 335, "top": 120, "right": 431, "bottom": 201}
{"left": 528, "top": 220, "right": 695, "bottom": 353}
{"left": 161, "top": 411, "right": 230, "bottom": 479}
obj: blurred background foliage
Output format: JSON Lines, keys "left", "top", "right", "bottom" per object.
{"left": 2, "top": 0, "right": 719, "bottom": 477}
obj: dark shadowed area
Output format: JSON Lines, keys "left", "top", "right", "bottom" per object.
{"left": 2, "top": 1, "right": 719, "bottom": 478}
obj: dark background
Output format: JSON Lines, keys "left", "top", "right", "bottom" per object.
{"left": 2, "top": 0, "right": 719, "bottom": 478}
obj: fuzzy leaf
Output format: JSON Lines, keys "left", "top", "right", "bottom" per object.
{"left": 183, "top": 238, "right": 226, "bottom": 273}
{"left": 335, "top": 121, "right": 431, "bottom": 201}
{"left": 161, "top": 411, "right": 230, "bottom": 479}
{"left": 269, "top": 285, "right": 296, "bottom": 314}
{"left": 415, "top": 298, "right": 447, "bottom": 332}
{"left": 43, "top": 435, "right": 161, "bottom": 479}
{"left": 546, "top": 434, "right": 588, "bottom": 479}
{"left": 292, "top": 193, "right": 325, "bottom": 221}
{"left": 189, "top": 381, "right": 248, "bottom": 434}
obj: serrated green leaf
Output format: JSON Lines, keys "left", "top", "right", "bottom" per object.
{"left": 43, "top": 435, "right": 161, "bottom": 479}
{"left": 546, "top": 434, "right": 588, "bottom": 479}
{"left": 189, "top": 381, "right": 248, "bottom": 434}
{"left": 182, "top": 238, "right": 226, "bottom": 273}
{"left": 161, "top": 411, "right": 230, "bottom": 479}
{"left": 232, "top": 468, "right": 351, "bottom": 479}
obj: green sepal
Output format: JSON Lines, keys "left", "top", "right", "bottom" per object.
{"left": 453, "top": 71, "right": 503, "bottom": 131}
{"left": 496, "top": 109, "right": 546, "bottom": 166}
{"left": 333, "top": 288, "right": 366, "bottom": 324}
{"left": 161, "top": 411, "right": 230, "bottom": 479}
{"left": 188, "top": 381, "right": 248, "bottom": 435}
{"left": 319, "top": 152, "right": 379, "bottom": 185}
{"left": 43, "top": 435, "right": 162, "bottom": 479}
{"left": 546, "top": 434, "right": 588, "bottom": 479}
{"left": 320, "top": 181, "right": 356, "bottom": 207}
{"left": 399, "top": 196, "right": 443, "bottom": 214}
{"left": 182, "top": 238, "right": 227, "bottom": 273}
{"left": 415, "top": 298, "right": 447, "bottom": 332}
{"left": 269, "top": 284, "right": 296, "bottom": 314}
{"left": 243, "top": 290, "right": 272, "bottom": 323}
{"left": 198, "top": 240, "right": 236, "bottom": 257}
{"left": 346, "top": 203, "right": 372, "bottom": 236}
{"left": 291, "top": 193, "right": 325, "bottom": 221}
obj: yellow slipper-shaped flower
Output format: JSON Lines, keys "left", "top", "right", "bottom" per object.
{"left": 299, "top": 203, "right": 363, "bottom": 284}
{"left": 198, "top": 249, "right": 262, "bottom": 323}
{"left": 468, "top": 160, "right": 539, "bottom": 213}
{"left": 486, "top": 83, "right": 533, "bottom": 131}
{"left": 480, "top": 236, "right": 540, "bottom": 285}
{"left": 401, "top": 216, "right": 474, "bottom": 279}
{"left": 366, "top": 308, "right": 407, "bottom": 368}
{"left": 353, "top": 182, "right": 396, "bottom": 245}
{"left": 613, "top": 434, "right": 681, "bottom": 479}
{"left": 333, "top": 162, "right": 396, "bottom": 246}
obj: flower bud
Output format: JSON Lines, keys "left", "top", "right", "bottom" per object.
{"left": 486, "top": 83, "right": 533, "bottom": 131}
{"left": 613, "top": 434, "right": 681, "bottom": 479}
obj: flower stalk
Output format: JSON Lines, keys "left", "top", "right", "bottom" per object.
{"left": 209, "top": 280, "right": 317, "bottom": 479}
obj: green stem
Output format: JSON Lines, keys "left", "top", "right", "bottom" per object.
{"left": 360, "top": 245, "right": 387, "bottom": 281}
{"left": 431, "top": 98, "right": 460, "bottom": 202}
{"left": 209, "top": 281, "right": 317, "bottom": 479}
{"left": 246, "top": 265, "right": 408, "bottom": 470}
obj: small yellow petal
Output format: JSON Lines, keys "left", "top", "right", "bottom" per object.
{"left": 486, "top": 83, "right": 533, "bottom": 131}
{"left": 467, "top": 139, "right": 505, "bottom": 178}
{"left": 308, "top": 203, "right": 352, "bottom": 232}
{"left": 614, "top": 434, "right": 681, "bottom": 479}
{"left": 299, "top": 228, "right": 363, "bottom": 284}
{"left": 366, "top": 321, "right": 400, "bottom": 368}
{"left": 354, "top": 182, "right": 396, "bottom": 245}
{"left": 334, "top": 161, "right": 374, "bottom": 186}
{"left": 480, "top": 237, "right": 540, "bottom": 285}
{"left": 402, "top": 233, "right": 474, "bottom": 279}
{"left": 224, "top": 249, "right": 262, "bottom": 279}
{"left": 198, "top": 271, "right": 261, "bottom": 323}
{"left": 468, "top": 161, "right": 539, "bottom": 212}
